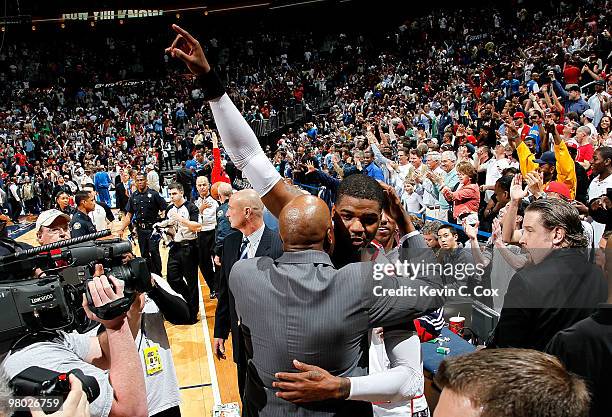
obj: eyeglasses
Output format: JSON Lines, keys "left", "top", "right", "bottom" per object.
{"left": 45, "top": 225, "right": 69, "bottom": 234}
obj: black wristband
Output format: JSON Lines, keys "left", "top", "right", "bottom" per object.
{"left": 197, "top": 70, "right": 226, "bottom": 101}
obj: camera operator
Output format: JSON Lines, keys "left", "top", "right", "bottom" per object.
{"left": 96, "top": 255, "right": 190, "bottom": 417}
{"left": 1, "top": 209, "right": 148, "bottom": 417}
{"left": 37, "top": 209, "right": 190, "bottom": 417}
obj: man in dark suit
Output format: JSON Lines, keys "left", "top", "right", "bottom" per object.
{"left": 488, "top": 198, "right": 607, "bottom": 351}
{"left": 214, "top": 189, "right": 283, "bottom": 398}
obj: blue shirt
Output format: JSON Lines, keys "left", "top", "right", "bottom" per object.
{"left": 501, "top": 78, "right": 520, "bottom": 97}
{"left": 94, "top": 171, "right": 111, "bottom": 189}
{"left": 364, "top": 162, "right": 384, "bottom": 181}
{"left": 526, "top": 79, "right": 539, "bottom": 93}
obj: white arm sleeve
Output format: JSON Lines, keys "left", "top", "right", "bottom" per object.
{"left": 348, "top": 329, "right": 424, "bottom": 402}
{"left": 208, "top": 94, "right": 281, "bottom": 196}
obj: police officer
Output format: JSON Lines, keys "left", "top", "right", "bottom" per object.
{"left": 119, "top": 171, "right": 168, "bottom": 275}
{"left": 70, "top": 190, "right": 97, "bottom": 238}
{"left": 157, "top": 182, "right": 201, "bottom": 323}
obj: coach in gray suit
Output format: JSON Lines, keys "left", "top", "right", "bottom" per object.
{"left": 230, "top": 195, "right": 446, "bottom": 417}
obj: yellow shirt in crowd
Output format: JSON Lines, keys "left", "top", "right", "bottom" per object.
{"left": 516, "top": 140, "right": 576, "bottom": 199}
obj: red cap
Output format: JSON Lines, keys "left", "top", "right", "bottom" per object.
{"left": 556, "top": 124, "right": 565, "bottom": 135}
{"left": 466, "top": 135, "right": 477, "bottom": 144}
{"left": 513, "top": 112, "right": 525, "bottom": 119}
{"left": 544, "top": 181, "right": 571, "bottom": 200}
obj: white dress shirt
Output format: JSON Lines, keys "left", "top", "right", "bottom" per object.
{"left": 243, "top": 224, "right": 266, "bottom": 259}
{"left": 195, "top": 195, "right": 218, "bottom": 232}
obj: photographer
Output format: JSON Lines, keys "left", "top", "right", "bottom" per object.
{"left": 38, "top": 209, "right": 189, "bottom": 417}
{"left": 1, "top": 270, "right": 148, "bottom": 417}
{"left": 2, "top": 209, "right": 148, "bottom": 417}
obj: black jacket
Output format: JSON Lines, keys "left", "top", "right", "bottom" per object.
{"left": 115, "top": 182, "right": 130, "bottom": 212}
{"left": 546, "top": 304, "right": 612, "bottom": 417}
{"left": 489, "top": 249, "right": 607, "bottom": 351}
{"left": 214, "top": 226, "right": 283, "bottom": 363}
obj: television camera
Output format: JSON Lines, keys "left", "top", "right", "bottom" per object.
{"left": 0, "top": 230, "right": 151, "bottom": 351}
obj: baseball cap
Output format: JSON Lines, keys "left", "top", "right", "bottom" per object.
{"left": 544, "top": 181, "right": 571, "bottom": 200}
{"left": 35, "top": 209, "right": 70, "bottom": 233}
{"left": 582, "top": 109, "right": 595, "bottom": 120}
{"left": 513, "top": 112, "right": 525, "bottom": 119}
{"left": 595, "top": 79, "right": 605, "bottom": 86}
{"left": 568, "top": 85, "right": 581, "bottom": 92}
{"left": 534, "top": 151, "right": 556, "bottom": 165}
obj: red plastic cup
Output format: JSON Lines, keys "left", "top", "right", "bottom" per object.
{"left": 449, "top": 316, "right": 465, "bottom": 335}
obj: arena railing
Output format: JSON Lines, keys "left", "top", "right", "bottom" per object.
{"left": 247, "top": 91, "right": 331, "bottom": 143}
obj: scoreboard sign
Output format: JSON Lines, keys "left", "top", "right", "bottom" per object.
{"left": 62, "top": 9, "right": 165, "bottom": 21}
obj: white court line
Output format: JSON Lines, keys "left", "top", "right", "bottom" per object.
{"left": 199, "top": 284, "right": 222, "bottom": 405}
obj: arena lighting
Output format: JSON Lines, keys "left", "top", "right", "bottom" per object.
{"left": 31, "top": 2, "right": 272, "bottom": 25}
{"left": 205, "top": 2, "right": 271, "bottom": 14}
{"left": 269, "top": 0, "right": 327, "bottom": 10}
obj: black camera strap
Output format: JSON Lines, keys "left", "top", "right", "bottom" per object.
{"left": 0, "top": 237, "right": 30, "bottom": 254}
{"left": 9, "top": 331, "right": 62, "bottom": 354}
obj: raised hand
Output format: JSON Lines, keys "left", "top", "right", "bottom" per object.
{"left": 463, "top": 220, "right": 479, "bottom": 241}
{"left": 510, "top": 174, "right": 528, "bottom": 202}
{"left": 524, "top": 171, "right": 544, "bottom": 196}
{"left": 305, "top": 161, "right": 316, "bottom": 173}
{"left": 165, "top": 24, "right": 211, "bottom": 75}
{"left": 492, "top": 218, "right": 504, "bottom": 246}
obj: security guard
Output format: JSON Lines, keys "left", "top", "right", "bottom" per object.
{"left": 158, "top": 182, "right": 201, "bottom": 323}
{"left": 119, "top": 171, "right": 168, "bottom": 275}
{"left": 70, "top": 190, "right": 97, "bottom": 238}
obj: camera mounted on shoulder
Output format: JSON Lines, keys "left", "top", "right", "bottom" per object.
{"left": 0, "top": 230, "right": 152, "bottom": 352}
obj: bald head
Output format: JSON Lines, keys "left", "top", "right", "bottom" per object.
{"left": 232, "top": 189, "right": 264, "bottom": 216}
{"left": 227, "top": 189, "right": 264, "bottom": 232}
{"left": 279, "top": 195, "right": 333, "bottom": 252}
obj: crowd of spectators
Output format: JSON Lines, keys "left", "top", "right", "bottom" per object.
{"left": 0, "top": 0, "right": 611, "bottom": 415}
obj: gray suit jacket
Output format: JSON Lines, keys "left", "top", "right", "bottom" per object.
{"left": 229, "top": 235, "right": 445, "bottom": 417}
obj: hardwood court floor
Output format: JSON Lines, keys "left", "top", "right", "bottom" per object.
{"left": 17, "top": 222, "right": 241, "bottom": 417}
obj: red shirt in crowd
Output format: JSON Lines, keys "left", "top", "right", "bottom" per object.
{"left": 563, "top": 64, "right": 581, "bottom": 85}
{"left": 518, "top": 124, "right": 530, "bottom": 141}
{"left": 212, "top": 148, "right": 231, "bottom": 185}
{"left": 577, "top": 143, "right": 594, "bottom": 164}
